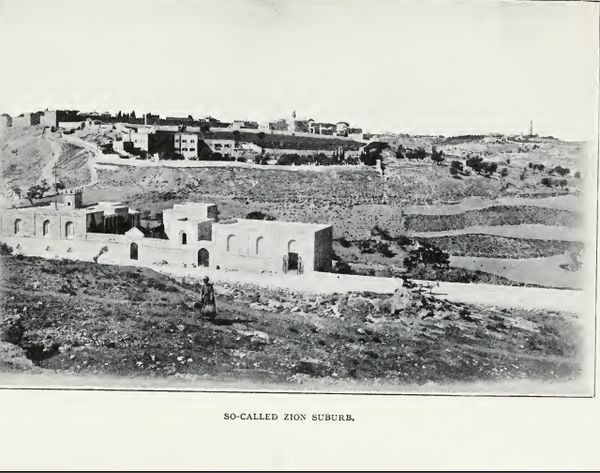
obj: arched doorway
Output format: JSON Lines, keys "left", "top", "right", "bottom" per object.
{"left": 287, "top": 239, "right": 298, "bottom": 271}
{"left": 43, "top": 220, "right": 50, "bottom": 236}
{"left": 65, "top": 221, "right": 74, "bottom": 238}
{"left": 130, "top": 242, "right": 138, "bottom": 260}
{"left": 198, "top": 248, "right": 209, "bottom": 267}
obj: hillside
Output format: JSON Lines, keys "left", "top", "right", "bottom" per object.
{"left": 205, "top": 129, "right": 364, "bottom": 151}
{"left": 0, "top": 126, "right": 94, "bottom": 203}
{"left": 0, "top": 255, "right": 582, "bottom": 386}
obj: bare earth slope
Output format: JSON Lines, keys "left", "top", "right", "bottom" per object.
{"left": 0, "top": 256, "right": 582, "bottom": 387}
{"left": 0, "top": 126, "right": 93, "bottom": 203}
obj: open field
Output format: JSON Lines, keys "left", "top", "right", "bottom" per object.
{"left": 410, "top": 224, "right": 584, "bottom": 242}
{"left": 416, "top": 234, "right": 583, "bottom": 259}
{"left": 0, "top": 256, "right": 583, "bottom": 387}
{"left": 404, "top": 205, "right": 580, "bottom": 232}
{"left": 449, "top": 254, "right": 584, "bottom": 290}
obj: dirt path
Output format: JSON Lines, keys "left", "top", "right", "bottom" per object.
{"left": 60, "top": 134, "right": 99, "bottom": 188}
{"left": 155, "top": 265, "right": 585, "bottom": 314}
{"left": 40, "top": 134, "right": 63, "bottom": 186}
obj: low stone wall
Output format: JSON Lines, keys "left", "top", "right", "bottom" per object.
{"left": 1, "top": 235, "right": 208, "bottom": 269}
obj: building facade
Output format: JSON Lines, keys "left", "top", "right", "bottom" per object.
{"left": 1, "top": 190, "right": 333, "bottom": 275}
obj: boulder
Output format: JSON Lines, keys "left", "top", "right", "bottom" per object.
{"left": 0, "top": 341, "right": 34, "bottom": 370}
{"left": 388, "top": 287, "right": 413, "bottom": 313}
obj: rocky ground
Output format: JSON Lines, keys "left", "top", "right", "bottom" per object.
{"left": 0, "top": 256, "right": 583, "bottom": 387}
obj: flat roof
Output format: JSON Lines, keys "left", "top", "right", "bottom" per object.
{"left": 6, "top": 201, "right": 124, "bottom": 215}
{"left": 214, "top": 218, "right": 331, "bottom": 232}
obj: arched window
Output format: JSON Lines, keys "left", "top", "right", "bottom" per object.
{"left": 255, "top": 236, "right": 264, "bottom": 255}
{"left": 227, "top": 234, "right": 236, "bottom": 252}
{"left": 14, "top": 219, "right": 21, "bottom": 235}
{"left": 42, "top": 220, "right": 50, "bottom": 236}
{"left": 130, "top": 242, "right": 138, "bottom": 260}
{"left": 65, "top": 221, "right": 74, "bottom": 238}
{"left": 181, "top": 232, "right": 187, "bottom": 245}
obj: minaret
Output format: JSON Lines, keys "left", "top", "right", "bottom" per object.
{"left": 529, "top": 120, "right": 533, "bottom": 137}
{"left": 290, "top": 110, "right": 297, "bottom": 133}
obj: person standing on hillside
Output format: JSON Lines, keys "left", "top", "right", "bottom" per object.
{"left": 199, "top": 276, "right": 217, "bottom": 320}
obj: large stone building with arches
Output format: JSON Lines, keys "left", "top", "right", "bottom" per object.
{"left": 1, "top": 190, "right": 333, "bottom": 275}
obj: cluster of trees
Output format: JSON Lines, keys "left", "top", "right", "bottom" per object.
{"left": 25, "top": 179, "right": 51, "bottom": 205}
{"left": 395, "top": 145, "right": 427, "bottom": 161}
{"left": 465, "top": 156, "right": 498, "bottom": 177}
{"left": 394, "top": 145, "right": 445, "bottom": 165}
{"left": 403, "top": 242, "right": 450, "bottom": 272}
{"left": 528, "top": 162, "right": 545, "bottom": 171}
{"left": 274, "top": 152, "right": 358, "bottom": 166}
{"left": 549, "top": 165, "right": 571, "bottom": 177}
{"left": 541, "top": 177, "right": 569, "bottom": 188}
{"left": 12, "top": 179, "right": 67, "bottom": 205}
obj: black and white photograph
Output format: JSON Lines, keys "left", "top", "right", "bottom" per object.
{"left": 0, "top": 0, "right": 598, "bottom": 401}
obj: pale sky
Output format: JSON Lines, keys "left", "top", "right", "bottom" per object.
{"left": 0, "top": 0, "right": 598, "bottom": 140}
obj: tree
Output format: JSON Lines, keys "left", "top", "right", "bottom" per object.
{"left": 131, "top": 110, "right": 136, "bottom": 119}
{"left": 333, "top": 260, "right": 354, "bottom": 275}
{"left": 395, "top": 145, "right": 405, "bottom": 159}
{"left": 500, "top": 167, "right": 509, "bottom": 178}
{"left": 466, "top": 156, "right": 485, "bottom": 173}
{"left": 54, "top": 181, "right": 66, "bottom": 193}
{"left": 11, "top": 186, "right": 22, "bottom": 199}
{"left": 541, "top": 177, "right": 554, "bottom": 187}
{"left": 26, "top": 180, "right": 51, "bottom": 205}
{"left": 246, "top": 211, "right": 276, "bottom": 221}
{"left": 552, "top": 166, "right": 570, "bottom": 177}
{"left": 482, "top": 162, "right": 498, "bottom": 176}
{"left": 449, "top": 160, "right": 463, "bottom": 176}
{"left": 117, "top": 111, "right": 122, "bottom": 119}
{"left": 404, "top": 243, "right": 450, "bottom": 272}
{"left": 431, "top": 146, "right": 444, "bottom": 165}
{"left": 558, "top": 179, "right": 568, "bottom": 188}
{"left": 574, "top": 171, "right": 581, "bottom": 179}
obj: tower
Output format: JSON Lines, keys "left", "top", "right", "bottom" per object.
{"left": 63, "top": 188, "right": 83, "bottom": 208}
{"left": 290, "top": 110, "right": 297, "bottom": 133}
{"left": 529, "top": 120, "right": 534, "bottom": 137}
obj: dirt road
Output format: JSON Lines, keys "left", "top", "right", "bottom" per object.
{"left": 156, "top": 265, "right": 586, "bottom": 314}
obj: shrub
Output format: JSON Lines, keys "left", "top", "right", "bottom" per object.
{"left": 449, "top": 160, "right": 463, "bottom": 175}
{"left": 541, "top": 177, "right": 554, "bottom": 187}
{"left": 574, "top": 171, "right": 581, "bottom": 179}
{"left": 376, "top": 241, "right": 396, "bottom": 258}
{"left": 0, "top": 242, "right": 13, "bottom": 255}
{"left": 246, "top": 211, "right": 276, "bottom": 221}
{"left": 334, "top": 260, "right": 354, "bottom": 274}
{"left": 338, "top": 237, "right": 352, "bottom": 248}
{"left": 500, "top": 167, "right": 509, "bottom": 178}
{"left": 403, "top": 243, "right": 450, "bottom": 271}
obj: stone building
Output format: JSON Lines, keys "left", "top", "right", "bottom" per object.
{"left": 0, "top": 189, "right": 140, "bottom": 241}
{"left": 12, "top": 112, "right": 42, "bottom": 127}
{"left": 0, "top": 114, "right": 12, "bottom": 127}
{"left": 1, "top": 190, "right": 333, "bottom": 275}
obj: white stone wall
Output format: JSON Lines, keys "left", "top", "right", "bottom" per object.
{"left": 211, "top": 220, "right": 322, "bottom": 274}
